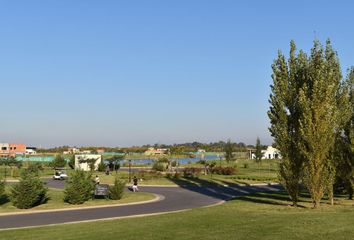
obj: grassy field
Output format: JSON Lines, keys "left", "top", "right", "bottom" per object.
{"left": 0, "top": 158, "right": 279, "bottom": 186}
{"left": 0, "top": 187, "right": 155, "bottom": 214}
{"left": 1, "top": 191, "right": 354, "bottom": 239}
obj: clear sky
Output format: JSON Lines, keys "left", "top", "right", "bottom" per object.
{"left": 1, "top": 0, "right": 354, "bottom": 147}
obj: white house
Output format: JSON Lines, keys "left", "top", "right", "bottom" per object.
{"left": 75, "top": 154, "right": 102, "bottom": 171}
{"left": 252, "top": 146, "right": 281, "bottom": 159}
{"left": 25, "top": 149, "right": 37, "bottom": 155}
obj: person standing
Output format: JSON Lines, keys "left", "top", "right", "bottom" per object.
{"left": 132, "top": 176, "right": 138, "bottom": 192}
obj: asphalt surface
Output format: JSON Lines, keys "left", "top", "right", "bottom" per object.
{"left": 0, "top": 179, "right": 281, "bottom": 230}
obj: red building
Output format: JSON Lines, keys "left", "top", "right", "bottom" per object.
{"left": 0, "top": 143, "right": 26, "bottom": 157}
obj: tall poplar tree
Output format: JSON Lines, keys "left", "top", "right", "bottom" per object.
{"left": 335, "top": 67, "right": 354, "bottom": 199}
{"left": 297, "top": 40, "right": 343, "bottom": 208}
{"left": 268, "top": 41, "right": 305, "bottom": 206}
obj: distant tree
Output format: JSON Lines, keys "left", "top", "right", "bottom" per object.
{"left": 68, "top": 155, "right": 75, "bottom": 169}
{"left": 50, "top": 155, "right": 66, "bottom": 169}
{"left": 107, "top": 155, "right": 124, "bottom": 174}
{"left": 254, "top": 137, "right": 263, "bottom": 176}
{"left": 26, "top": 163, "right": 43, "bottom": 176}
{"left": 224, "top": 139, "right": 234, "bottom": 163}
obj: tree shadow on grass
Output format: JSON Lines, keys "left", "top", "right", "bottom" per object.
{"left": 235, "top": 191, "right": 307, "bottom": 208}
{"left": 169, "top": 177, "right": 285, "bottom": 205}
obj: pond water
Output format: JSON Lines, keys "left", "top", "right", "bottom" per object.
{"left": 123, "top": 155, "right": 221, "bottom": 165}
{"left": 14, "top": 154, "right": 222, "bottom": 165}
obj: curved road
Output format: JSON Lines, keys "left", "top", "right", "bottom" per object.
{"left": 0, "top": 179, "right": 281, "bottom": 230}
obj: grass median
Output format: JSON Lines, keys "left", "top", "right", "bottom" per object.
{"left": 0, "top": 187, "right": 155, "bottom": 214}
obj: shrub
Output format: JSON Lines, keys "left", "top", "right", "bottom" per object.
{"left": 50, "top": 155, "right": 67, "bottom": 169}
{"left": 152, "top": 162, "right": 166, "bottom": 172}
{"left": 157, "top": 157, "right": 169, "bottom": 163}
{"left": 26, "top": 163, "right": 43, "bottom": 176}
{"left": 10, "top": 171, "right": 48, "bottom": 209}
{"left": 165, "top": 172, "right": 173, "bottom": 178}
{"left": 64, "top": 170, "right": 95, "bottom": 204}
{"left": 11, "top": 168, "right": 20, "bottom": 178}
{"left": 166, "top": 172, "right": 181, "bottom": 178}
{"left": 211, "top": 166, "right": 236, "bottom": 175}
{"left": 97, "top": 161, "right": 106, "bottom": 172}
{"left": 109, "top": 178, "right": 125, "bottom": 200}
{"left": 68, "top": 155, "right": 75, "bottom": 169}
{"left": 183, "top": 167, "right": 202, "bottom": 178}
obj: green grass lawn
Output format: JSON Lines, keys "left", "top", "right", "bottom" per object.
{"left": 1, "top": 158, "right": 280, "bottom": 186}
{"left": 2, "top": 191, "right": 354, "bottom": 239}
{"left": 0, "top": 188, "right": 155, "bottom": 214}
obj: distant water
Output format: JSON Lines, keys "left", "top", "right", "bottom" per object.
{"left": 123, "top": 155, "right": 221, "bottom": 165}
{"left": 15, "top": 154, "right": 222, "bottom": 165}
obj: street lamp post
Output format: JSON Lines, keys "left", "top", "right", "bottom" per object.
{"left": 128, "top": 159, "right": 132, "bottom": 183}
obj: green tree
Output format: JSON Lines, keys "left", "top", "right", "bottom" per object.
{"left": 68, "top": 155, "right": 75, "bottom": 169}
{"left": 297, "top": 40, "right": 344, "bottom": 208}
{"left": 107, "top": 155, "right": 124, "bottom": 174}
{"left": 26, "top": 162, "right": 44, "bottom": 176}
{"left": 50, "top": 155, "right": 67, "bottom": 169}
{"left": 10, "top": 170, "right": 48, "bottom": 209}
{"left": 109, "top": 177, "right": 125, "bottom": 200}
{"left": 224, "top": 139, "right": 234, "bottom": 163}
{"left": 268, "top": 40, "right": 305, "bottom": 206}
{"left": 335, "top": 67, "right": 354, "bottom": 199}
{"left": 254, "top": 137, "right": 263, "bottom": 176}
{"left": 64, "top": 170, "right": 94, "bottom": 204}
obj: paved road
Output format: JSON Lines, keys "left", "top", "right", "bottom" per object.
{"left": 0, "top": 179, "right": 281, "bottom": 230}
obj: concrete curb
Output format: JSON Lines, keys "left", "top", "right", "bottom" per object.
{"left": 0, "top": 194, "right": 163, "bottom": 217}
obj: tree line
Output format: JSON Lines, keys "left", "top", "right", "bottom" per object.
{"left": 37, "top": 141, "right": 256, "bottom": 154}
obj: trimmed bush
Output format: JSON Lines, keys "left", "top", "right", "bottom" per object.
{"left": 10, "top": 171, "right": 48, "bottom": 209}
{"left": 152, "top": 162, "right": 166, "bottom": 172}
{"left": 64, "top": 170, "right": 95, "bottom": 204}
{"left": 109, "top": 178, "right": 125, "bottom": 200}
{"left": 183, "top": 167, "right": 202, "bottom": 178}
{"left": 211, "top": 166, "right": 236, "bottom": 175}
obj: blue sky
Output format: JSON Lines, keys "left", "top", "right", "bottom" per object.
{"left": 1, "top": 1, "right": 354, "bottom": 147}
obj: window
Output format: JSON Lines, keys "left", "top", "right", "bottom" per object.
{"left": 1, "top": 147, "right": 7, "bottom": 150}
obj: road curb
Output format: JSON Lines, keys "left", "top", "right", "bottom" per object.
{"left": 0, "top": 194, "right": 163, "bottom": 217}
{"left": 0, "top": 199, "right": 226, "bottom": 232}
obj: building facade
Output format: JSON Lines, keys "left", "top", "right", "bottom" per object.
{"left": 0, "top": 143, "right": 26, "bottom": 156}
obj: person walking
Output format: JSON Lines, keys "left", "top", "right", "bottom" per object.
{"left": 132, "top": 176, "right": 138, "bottom": 192}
